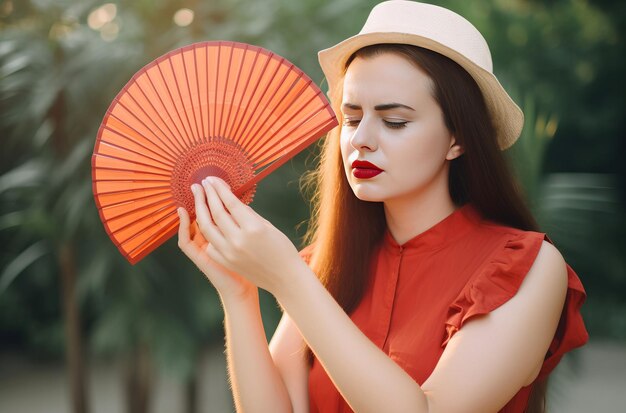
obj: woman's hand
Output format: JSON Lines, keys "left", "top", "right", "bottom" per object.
{"left": 189, "top": 176, "right": 305, "bottom": 298}
{"left": 177, "top": 205, "right": 257, "bottom": 302}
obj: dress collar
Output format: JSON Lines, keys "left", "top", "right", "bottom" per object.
{"left": 382, "top": 203, "right": 482, "bottom": 254}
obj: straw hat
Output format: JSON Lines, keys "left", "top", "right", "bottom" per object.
{"left": 318, "top": 0, "right": 523, "bottom": 150}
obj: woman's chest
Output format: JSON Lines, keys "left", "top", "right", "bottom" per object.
{"left": 349, "top": 246, "right": 493, "bottom": 383}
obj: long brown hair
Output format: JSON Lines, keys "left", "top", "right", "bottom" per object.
{"left": 301, "top": 44, "right": 546, "bottom": 412}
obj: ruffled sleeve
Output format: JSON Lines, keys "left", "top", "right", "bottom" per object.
{"left": 539, "top": 251, "right": 588, "bottom": 378}
{"left": 299, "top": 244, "right": 315, "bottom": 266}
{"left": 442, "top": 231, "right": 588, "bottom": 378}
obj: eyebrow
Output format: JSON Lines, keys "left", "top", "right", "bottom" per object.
{"left": 342, "top": 102, "right": 416, "bottom": 111}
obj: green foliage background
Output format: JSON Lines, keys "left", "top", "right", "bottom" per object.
{"left": 1, "top": 0, "right": 624, "bottom": 393}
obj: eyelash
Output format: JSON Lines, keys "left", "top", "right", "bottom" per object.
{"left": 342, "top": 119, "right": 408, "bottom": 129}
{"left": 385, "top": 120, "right": 408, "bottom": 129}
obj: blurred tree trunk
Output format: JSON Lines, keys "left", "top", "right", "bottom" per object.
{"left": 59, "top": 242, "right": 89, "bottom": 413}
{"left": 185, "top": 367, "right": 198, "bottom": 413}
{"left": 126, "top": 343, "right": 152, "bottom": 413}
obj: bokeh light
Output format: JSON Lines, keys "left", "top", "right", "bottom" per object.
{"left": 87, "top": 3, "right": 117, "bottom": 31}
{"left": 100, "top": 21, "right": 119, "bottom": 42}
{"left": 87, "top": 3, "right": 119, "bottom": 41}
{"left": 173, "top": 8, "right": 194, "bottom": 27}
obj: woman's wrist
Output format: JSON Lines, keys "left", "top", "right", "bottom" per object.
{"left": 273, "top": 260, "right": 318, "bottom": 312}
{"left": 218, "top": 285, "right": 260, "bottom": 309}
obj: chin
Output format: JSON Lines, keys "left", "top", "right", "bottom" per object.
{"left": 350, "top": 185, "right": 387, "bottom": 203}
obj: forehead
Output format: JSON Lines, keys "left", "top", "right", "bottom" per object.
{"left": 342, "top": 53, "right": 435, "bottom": 105}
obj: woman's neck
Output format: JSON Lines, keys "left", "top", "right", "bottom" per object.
{"left": 383, "top": 186, "right": 457, "bottom": 246}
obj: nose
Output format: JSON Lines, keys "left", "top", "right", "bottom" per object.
{"left": 349, "top": 117, "right": 377, "bottom": 152}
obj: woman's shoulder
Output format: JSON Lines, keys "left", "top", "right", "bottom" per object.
{"left": 444, "top": 211, "right": 589, "bottom": 377}
{"left": 455, "top": 207, "right": 547, "bottom": 264}
{"left": 469, "top": 211, "right": 568, "bottom": 272}
{"left": 457, "top": 212, "right": 572, "bottom": 314}
{"left": 471, "top": 210, "right": 542, "bottom": 239}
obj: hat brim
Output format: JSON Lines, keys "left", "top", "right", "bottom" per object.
{"left": 318, "top": 32, "right": 524, "bottom": 150}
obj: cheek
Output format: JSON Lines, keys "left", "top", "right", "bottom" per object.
{"left": 338, "top": 137, "right": 353, "bottom": 188}
{"left": 339, "top": 130, "right": 352, "bottom": 165}
{"left": 385, "top": 131, "right": 449, "bottom": 183}
{"left": 339, "top": 131, "right": 348, "bottom": 156}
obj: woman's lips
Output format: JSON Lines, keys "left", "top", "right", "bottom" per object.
{"left": 351, "top": 160, "right": 383, "bottom": 179}
{"left": 353, "top": 168, "right": 383, "bottom": 179}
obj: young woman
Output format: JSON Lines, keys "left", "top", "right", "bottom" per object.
{"left": 177, "top": 1, "right": 588, "bottom": 412}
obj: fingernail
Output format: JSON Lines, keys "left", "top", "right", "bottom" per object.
{"left": 177, "top": 207, "right": 183, "bottom": 216}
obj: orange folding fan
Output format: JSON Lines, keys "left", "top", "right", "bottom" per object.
{"left": 92, "top": 41, "right": 338, "bottom": 264}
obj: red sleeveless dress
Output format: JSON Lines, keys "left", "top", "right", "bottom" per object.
{"left": 306, "top": 204, "right": 588, "bottom": 412}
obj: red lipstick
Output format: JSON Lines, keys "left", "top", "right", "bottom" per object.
{"left": 351, "top": 160, "right": 383, "bottom": 179}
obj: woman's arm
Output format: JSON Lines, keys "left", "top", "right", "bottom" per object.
{"left": 275, "top": 240, "right": 567, "bottom": 413}
{"left": 420, "top": 240, "right": 568, "bottom": 411}
{"left": 221, "top": 292, "right": 293, "bottom": 413}
{"left": 269, "top": 312, "right": 311, "bottom": 413}
{"left": 197, "top": 177, "right": 569, "bottom": 413}
{"left": 178, "top": 189, "right": 293, "bottom": 413}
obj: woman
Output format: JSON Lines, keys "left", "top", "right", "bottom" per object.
{"left": 177, "top": 1, "right": 588, "bottom": 412}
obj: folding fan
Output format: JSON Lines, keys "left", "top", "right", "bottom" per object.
{"left": 92, "top": 41, "right": 338, "bottom": 264}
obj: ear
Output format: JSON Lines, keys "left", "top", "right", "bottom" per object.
{"left": 446, "top": 136, "right": 464, "bottom": 160}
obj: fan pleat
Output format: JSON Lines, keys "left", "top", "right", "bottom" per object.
{"left": 103, "top": 193, "right": 173, "bottom": 222}
{"left": 147, "top": 65, "right": 192, "bottom": 152}
{"left": 224, "top": 46, "right": 260, "bottom": 140}
{"left": 131, "top": 76, "right": 188, "bottom": 156}
{"left": 100, "top": 125, "right": 176, "bottom": 167}
{"left": 239, "top": 61, "right": 295, "bottom": 151}
{"left": 209, "top": 44, "right": 221, "bottom": 139}
{"left": 92, "top": 150, "right": 171, "bottom": 176}
{"left": 117, "top": 207, "right": 177, "bottom": 252}
{"left": 180, "top": 49, "right": 202, "bottom": 142}
{"left": 96, "top": 137, "right": 174, "bottom": 172}
{"left": 93, "top": 158, "right": 170, "bottom": 182}
{"left": 175, "top": 50, "right": 203, "bottom": 143}
{"left": 162, "top": 56, "right": 196, "bottom": 148}
{"left": 245, "top": 78, "right": 314, "bottom": 162}
{"left": 94, "top": 167, "right": 170, "bottom": 180}
{"left": 220, "top": 45, "right": 246, "bottom": 141}
{"left": 239, "top": 57, "right": 285, "bottom": 147}
{"left": 215, "top": 45, "right": 232, "bottom": 138}
{"left": 109, "top": 200, "right": 174, "bottom": 235}
{"left": 98, "top": 189, "right": 172, "bottom": 212}
{"left": 127, "top": 219, "right": 179, "bottom": 263}
{"left": 229, "top": 50, "right": 272, "bottom": 143}
{"left": 248, "top": 89, "right": 323, "bottom": 166}
{"left": 93, "top": 41, "right": 338, "bottom": 264}
{"left": 115, "top": 86, "right": 182, "bottom": 161}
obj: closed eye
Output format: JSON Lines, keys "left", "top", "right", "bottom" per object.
{"left": 342, "top": 118, "right": 360, "bottom": 128}
{"left": 383, "top": 120, "right": 408, "bottom": 129}
{"left": 342, "top": 118, "right": 409, "bottom": 129}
